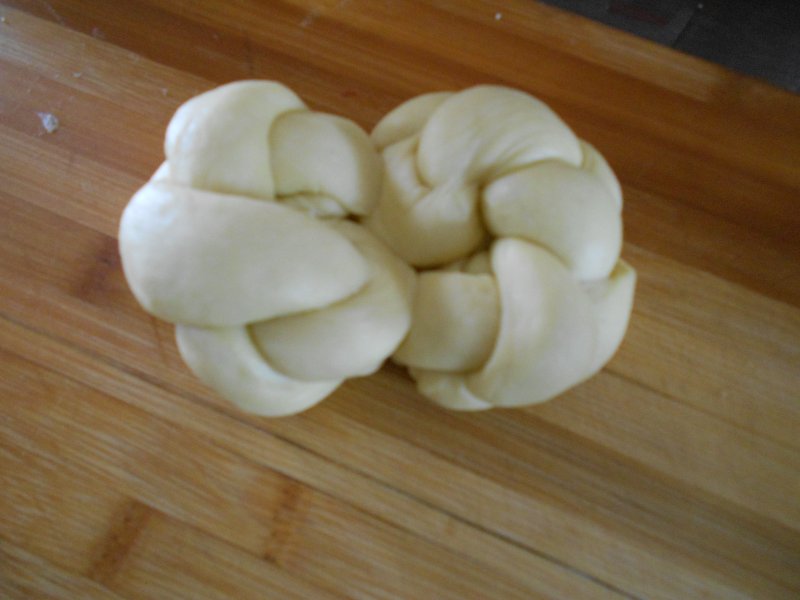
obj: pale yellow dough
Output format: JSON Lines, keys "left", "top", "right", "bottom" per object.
{"left": 119, "top": 81, "right": 635, "bottom": 415}
{"left": 119, "top": 81, "right": 413, "bottom": 416}
{"left": 369, "top": 85, "right": 636, "bottom": 410}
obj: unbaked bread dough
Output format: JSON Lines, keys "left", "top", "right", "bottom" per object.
{"left": 119, "top": 81, "right": 414, "bottom": 416}
{"left": 119, "top": 81, "right": 635, "bottom": 416}
{"left": 366, "top": 85, "right": 636, "bottom": 410}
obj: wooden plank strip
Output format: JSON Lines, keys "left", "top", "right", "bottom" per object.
{"left": 301, "top": 0, "right": 800, "bottom": 177}
{"left": 0, "top": 348, "right": 601, "bottom": 600}
{"left": 0, "top": 59, "right": 164, "bottom": 179}
{"left": 400, "top": 0, "right": 800, "bottom": 136}
{"left": 5, "top": 1, "right": 799, "bottom": 246}
{"left": 0, "top": 443, "right": 126, "bottom": 575}
{"left": 290, "top": 421, "right": 797, "bottom": 598}
{"left": 0, "top": 258, "right": 796, "bottom": 600}
{"left": 0, "top": 4, "right": 208, "bottom": 123}
{"left": 0, "top": 99, "right": 144, "bottom": 236}
{"left": 534, "top": 370, "right": 800, "bottom": 541}
{"left": 0, "top": 542, "right": 126, "bottom": 600}
{"left": 615, "top": 244, "right": 800, "bottom": 451}
{"left": 8, "top": 0, "right": 796, "bottom": 117}
{"left": 0, "top": 317, "right": 629, "bottom": 600}
{"left": 342, "top": 370, "right": 800, "bottom": 584}
{"left": 621, "top": 186, "right": 800, "bottom": 307}
{"left": 130, "top": 0, "right": 800, "bottom": 240}
{"left": 0, "top": 1, "right": 392, "bottom": 123}
{"left": 0, "top": 350, "right": 292, "bottom": 558}
{"left": 105, "top": 511, "right": 347, "bottom": 600}
{"left": 4, "top": 325, "right": 794, "bottom": 599}
{"left": 0, "top": 444, "right": 343, "bottom": 599}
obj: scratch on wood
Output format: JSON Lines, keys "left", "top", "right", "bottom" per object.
{"left": 263, "top": 479, "right": 307, "bottom": 564}
{"left": 244, "top": 35, "right": 255, "bottom": 75}
{"left": 148, "top": 314, "right": 170, "bottom": 366}
{"left": 88, "top": 499, "right": 152, "bottom": 584}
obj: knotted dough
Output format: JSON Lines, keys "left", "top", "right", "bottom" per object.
{"left": 119, "top": 81, "right": 414, "bottom": 416}
{"left": 365, "top": 85, "right": 636, "bottom": 410}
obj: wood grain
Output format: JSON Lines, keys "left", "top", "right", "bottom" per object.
{"left": 1, "top": 1, "right": 799, "bottom": 598}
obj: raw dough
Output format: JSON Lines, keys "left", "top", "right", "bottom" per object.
{"left": 367, "top": 85, "right": 636, "bottom": 410}
{"left": 119, "top": 81, "right": 414, "bottom": 416}
{"left": 119, "top": 81, "right": 635, "bottom": 415}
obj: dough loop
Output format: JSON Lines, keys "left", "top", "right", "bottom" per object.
{"left": 367, "top": 85, "right": 636, "bottom": 410}
{"left": 120, "top": 81, "right": 414, "bottom": 416}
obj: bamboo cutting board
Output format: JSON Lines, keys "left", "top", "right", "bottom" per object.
{"left": 1, "top": 1, "right": 799, "bottom": 598}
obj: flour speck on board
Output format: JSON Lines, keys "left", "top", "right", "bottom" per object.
{"left": 37, "top": 112, "right": 60, "bottom": 134}
{"left": 495, "top": 12, "right": 502, "bottom": 21}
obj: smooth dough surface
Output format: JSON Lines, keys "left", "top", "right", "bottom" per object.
{"left": 363, "top": 136, "right": 484, "bottom": 267}
{"left": 416, "top": 85, "right": 583, "bottom": 185}
{"left": 119, "top": 182, "right": 368, "bottom": 327}
{"left": 120, "top": 80, "right": 411, "bottom": 417}
{"left": 411, "top": 240, "right": 597, "bottom": 409}
{"left": 483, "top": 160, "right": 622, "bottom": 280}
{"left": 367, "top": 84, "right": 636, "bottom": 410}
{"left": 271, "top": 111, "right": 382, "bottom": 215}
{"left": 251, "top": 221, "right": 415, "bottom": 380}
{"left": 176, "top": 325, "right": 342, "bottom": 417}
{"left": 165, "top": 80, "right": 305, "bottom": 198}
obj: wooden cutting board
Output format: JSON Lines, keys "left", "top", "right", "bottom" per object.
{"left": 1, "top": 1, "right": 799, "bottom": 598}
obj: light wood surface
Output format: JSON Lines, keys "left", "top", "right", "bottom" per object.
{"left": 1, "top": 1, "right": 799, "bottom": 598}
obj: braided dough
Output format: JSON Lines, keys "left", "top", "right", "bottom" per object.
{"left": 119, "top": 81, "right": 414, "bottom": 416}
{"left": 366, "top": 85, "right": 636, "bottom": 410}
{"left": 120, "top": 81, "right": 635, "bottom": 416}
